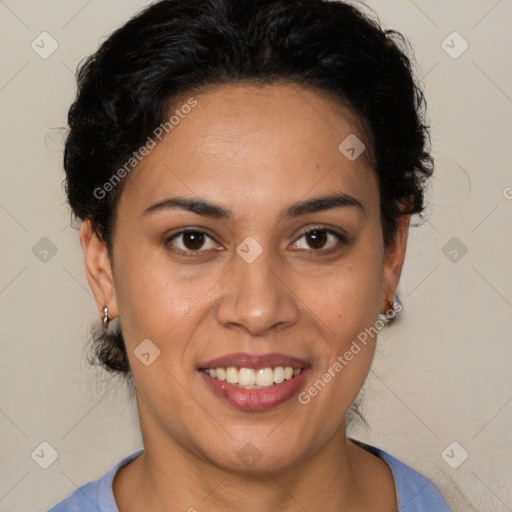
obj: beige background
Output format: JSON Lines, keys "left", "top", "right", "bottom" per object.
{"left": 1, "top": 1, "right": 511, "bottom": 511}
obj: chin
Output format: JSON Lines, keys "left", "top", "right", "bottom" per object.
{"left": 198, "top": 431, "right": 313, "bottom": 475}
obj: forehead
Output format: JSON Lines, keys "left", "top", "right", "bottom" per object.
{"left": 117, "top": 83, "right": 378, "bottom": 219}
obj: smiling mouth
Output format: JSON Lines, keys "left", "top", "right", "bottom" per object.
{"left": 201, "top": 366, "right": 303, "bottom": 388}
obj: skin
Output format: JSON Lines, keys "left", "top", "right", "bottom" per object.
{"left": 80, "top": 83, "right": 410, "bottom": 511}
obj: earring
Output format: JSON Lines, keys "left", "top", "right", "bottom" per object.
{"left": 378, "top": 299, "right": 395, "bottom": 325}
{"left": 103, "top": 306, "right": 110, "bottom": 328}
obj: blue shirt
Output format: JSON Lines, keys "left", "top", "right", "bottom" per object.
{"left": 48, "top": 442, "right": 452, "bottom": 511}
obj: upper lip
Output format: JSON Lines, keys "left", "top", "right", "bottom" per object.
{"left": 198, "top": 352, "right": 310, "bottom": 370}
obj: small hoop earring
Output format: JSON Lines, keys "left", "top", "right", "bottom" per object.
{"left": 103, "top": 306, "right": 110, "bottom": 328}
{"left": 378, "top": 302, "right": 395, "bottom": 325}
{"left": 378, "top": 312, "right": 391, "bottom": 326}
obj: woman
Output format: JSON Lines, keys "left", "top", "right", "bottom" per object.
{"left": 49, "top": 0, "right": 452, "bottom": 510}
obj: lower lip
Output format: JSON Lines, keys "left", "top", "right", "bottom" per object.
{"left": 200, "top": 370, "right": 309, "bottom": 411}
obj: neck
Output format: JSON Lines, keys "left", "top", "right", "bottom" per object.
{"left": 117, "top": 422, "right": 366, "bottom": 512}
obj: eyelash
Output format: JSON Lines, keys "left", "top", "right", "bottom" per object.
{"left": 292, "top": 226, "right": 348, "bottom": 254}
{"left": 164, "top": 226, "right": 349, "bottom": 258}
{"left": 165, "top": 228, "right": 219, "bottom": 258}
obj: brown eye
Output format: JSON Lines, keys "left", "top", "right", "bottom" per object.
{"left": 306, "top": 229, "right": 328, "bottom": 249}
{"left": 166, "top": 229, "right": 217, "bottom": 253}
{"left": 290, "top": 227, "right": 348, "bottom": 252}
{"left": 182, "top": 231, "right": 206, "bottom": 250}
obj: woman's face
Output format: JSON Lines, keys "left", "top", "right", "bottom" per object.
{"left": 82, "top": 83, "right": 408, "bottom": 472}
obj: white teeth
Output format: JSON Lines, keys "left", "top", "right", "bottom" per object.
{"left": 273, "top": 366, "right": 285, "bottom": 384}
{"left": 239, "top": 368, "right": 256, "bottom": 386}
{"left": 205, "top": 366, "right": 302, "bottom": 387}
{"left": 226, "top": 367, "right": 238, "bottom": 384}
{"left": 255, "top": 368, "right": 274, "bottom": 387}
{"left": 284, "top": 367, "right": 294, "bottom": 380}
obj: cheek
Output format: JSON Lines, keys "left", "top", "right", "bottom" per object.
{"left": 112, "top": 245, "right": 223, "bottom": 360}
{"left": 294, "top": 235, "right": 383, "bottom": 408}
{"left": 299, "top": 245, "right": 383, "bottom": 348}
{"left": 295, "top": 263, "right": 382, "bottom": 441}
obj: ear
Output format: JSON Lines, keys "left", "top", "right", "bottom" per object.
{"left": 79, "top": 219, "right": 118, "bottom": 319}
{"left": 380, "top": 213, "right": 410, "bottom": 314}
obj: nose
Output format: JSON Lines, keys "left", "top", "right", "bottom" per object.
{"left": 216, "top": 249, "right": 300, "bottom": 337}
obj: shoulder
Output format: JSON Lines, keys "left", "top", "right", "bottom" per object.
{"left": 349, "top": 438, "right": 452, "bottom": 512}
{"left": 47, "top": 450, "right": 144, "bottom": 512}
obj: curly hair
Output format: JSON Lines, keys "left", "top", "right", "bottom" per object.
{"left": 64, "top": 0, "right": 432, "bottom": 378}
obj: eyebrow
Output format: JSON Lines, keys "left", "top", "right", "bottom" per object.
{"left": 141, "top": 192, "right": 365, "bottom": 220}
